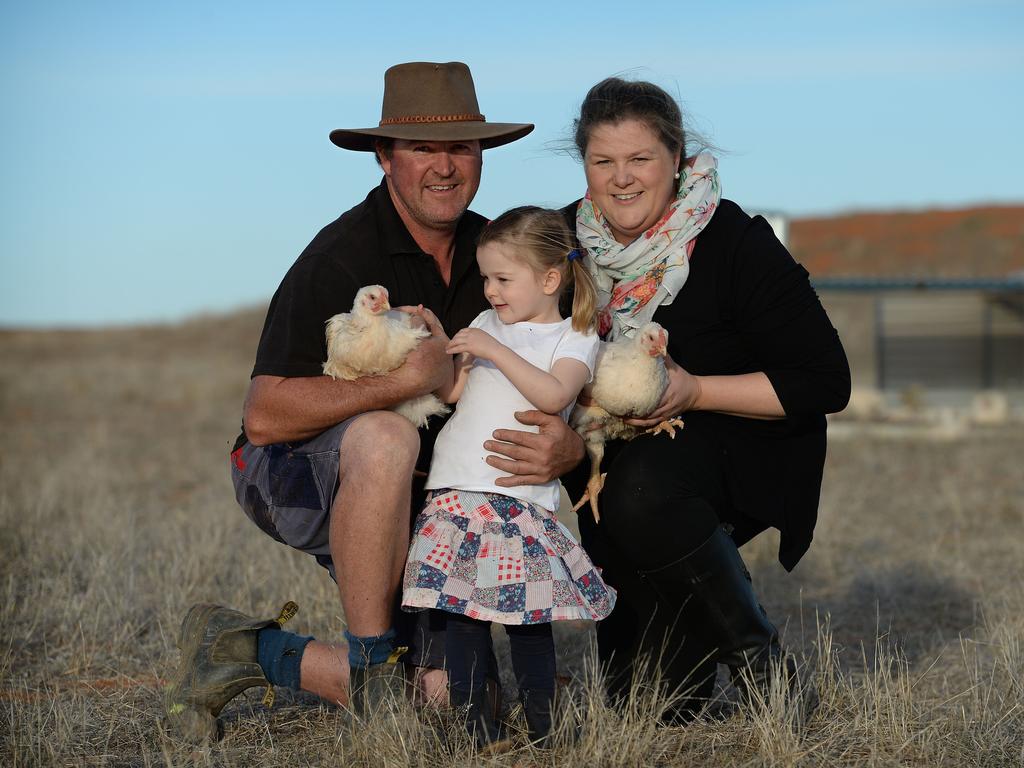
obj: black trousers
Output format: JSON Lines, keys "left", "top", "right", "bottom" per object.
{"left": 563, "top": 423, "right": 768, "bottom": 712}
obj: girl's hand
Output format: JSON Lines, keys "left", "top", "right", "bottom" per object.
{"left": 446, "top": 328, "right": 503, "bottom": 361}
{"left": 623, "top": 355, "right": 701, "bottom": 427}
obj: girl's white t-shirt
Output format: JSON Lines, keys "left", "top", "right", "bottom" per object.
{"left": 425, "top": 310, "right": 599, "bottom": 511}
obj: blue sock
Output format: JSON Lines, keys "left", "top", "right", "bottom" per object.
{"left": 345, "top": 628, "right": 397, "bottom": 669}
{"left": 257, "top": 627, "right": 313, "bottom": 690}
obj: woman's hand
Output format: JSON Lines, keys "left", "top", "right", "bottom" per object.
{"left": 446, "top": 327, "right": 503, "bottom": 361}
{"left": 623, "top": 355, "right": 702, "bottom": 427}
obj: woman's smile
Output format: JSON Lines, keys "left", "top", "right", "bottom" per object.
{"left": 584, "top": 119, "right": 681, "bottom": 245}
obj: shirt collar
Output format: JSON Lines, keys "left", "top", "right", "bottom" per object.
{"left": 371, "top": 177, "right": 422, "bottom": 257}
{"left": 371, "top": 176, "right": 483, "bottom": 262}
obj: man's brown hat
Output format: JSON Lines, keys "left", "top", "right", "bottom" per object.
{"left": 330, "top": 61, "right": 534, "bottom": 152}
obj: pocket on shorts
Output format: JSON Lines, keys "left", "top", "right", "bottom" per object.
{"left": 265, "top": 446, "right": 339, "bottom": 510}
{"left": 268, "top": 445, "right": 324, "bottom": 510}
{"left": 264, "top": 446, "right": 339, "bottom": 551}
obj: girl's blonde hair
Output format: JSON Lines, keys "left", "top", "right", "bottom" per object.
{"left": 477, "top": 206, "right": 598, "bottom": 333}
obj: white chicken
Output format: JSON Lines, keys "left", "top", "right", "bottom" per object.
{"left": 322, "top": 285, "right": 449, "bottom": 428}
{"left": 569, "top": 321, "right": 683, "bottom": 522}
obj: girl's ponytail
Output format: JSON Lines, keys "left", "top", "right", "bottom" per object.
{"left": 569, "top": 256, "right": 598, "bottom": 334}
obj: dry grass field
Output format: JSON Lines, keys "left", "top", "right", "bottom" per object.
{"left": 1, "top": 309, "right": 1022, "bottom": 767}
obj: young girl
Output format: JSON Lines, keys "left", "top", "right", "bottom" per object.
{"left": 402, "top": 206, "right": 615, "bottom": 747}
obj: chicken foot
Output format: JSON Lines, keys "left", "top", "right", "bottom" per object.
{"left": 646, "top": 417, "right": 685, "bottom": 439}
{"left": 570, "top": 440, "right": 606, "bottom": 523}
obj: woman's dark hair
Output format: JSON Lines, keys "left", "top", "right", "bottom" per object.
{"left": 573, "top": 77, "right": 687, "bottom": 169}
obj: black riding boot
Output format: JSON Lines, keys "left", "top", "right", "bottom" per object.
{"left": 639, "top": 526, "right": 804, "bottom": 710}
{"left": 450, "top": 685, "right": 505, "bottom": 749}
{"left": 519, "top": 687, "right": 554, "bottom": 746}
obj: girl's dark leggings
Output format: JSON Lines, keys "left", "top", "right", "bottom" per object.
{"left": 446, "top": 612, "right": 555, "bottom": 695}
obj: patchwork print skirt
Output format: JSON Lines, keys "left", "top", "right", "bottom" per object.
{"left": 402, "top": 488, "right": 616, "bottom": 625}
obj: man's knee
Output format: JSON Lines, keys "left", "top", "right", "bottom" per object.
{"left": 340, "top": 411, "right": 420, "bottom": 473}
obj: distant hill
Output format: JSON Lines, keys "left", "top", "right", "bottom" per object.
{"left": 790, "top": 205, "right": 1024, "bottom": 280}
{"left": 0, "top": 305, "right": 267, "bottom": 355}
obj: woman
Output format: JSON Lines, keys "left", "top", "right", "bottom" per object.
{"left": 560, "top": 77, "right": 850, "bottom": 718}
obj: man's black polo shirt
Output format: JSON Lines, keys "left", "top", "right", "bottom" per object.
{"left": 235, "top": 178, "right": 488, "bottom": 450}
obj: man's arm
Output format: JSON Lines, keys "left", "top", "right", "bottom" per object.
{"left": 244, "top": 313, "right": 451, "bottom": 446}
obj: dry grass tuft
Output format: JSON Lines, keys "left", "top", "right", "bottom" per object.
{"left": 2, "top": 312, "right": 1022, "bottom": 766}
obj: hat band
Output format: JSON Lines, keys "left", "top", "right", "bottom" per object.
{"left": 379, "top": 112, "right": 485, "bottom": 126}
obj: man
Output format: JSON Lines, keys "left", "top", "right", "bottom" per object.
{"left": 164, "top": 61, "right": 583, "bottom": 741}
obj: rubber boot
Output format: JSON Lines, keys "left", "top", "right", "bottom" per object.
{"left": 164, "top": 601, "right": 298, "bottom": 742}
{"left": 640, "top": 527, "right": 815, "bottom": 717}
{"left": 519, "top": 688, "right": 554, "bottom": 747}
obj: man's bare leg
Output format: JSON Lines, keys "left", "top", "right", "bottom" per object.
{"left": 298, "top": 641, "right": 350, "bottom": 704}
{"left": 332, "top": 410, "right": 418, "bottom": 633}
{"left": 295, "top": 411, "right": 419, "bottom": 702}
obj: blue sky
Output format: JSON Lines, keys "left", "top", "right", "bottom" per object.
{"left": 2, "top": 0, "right": 1022, "bottom": 327}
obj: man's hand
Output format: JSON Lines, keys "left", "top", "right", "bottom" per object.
{"left": 396, "top": 304, "right": 447, "bottom": 337}
{"left": 485, "top": 410, "right": 584, "bottom": 487}
{"left": 394, "top": 305, "right": 451, "bottom": 395}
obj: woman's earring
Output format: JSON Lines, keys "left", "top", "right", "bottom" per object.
{"left": 674, "top": 172, "right": 681, "bottom": 180}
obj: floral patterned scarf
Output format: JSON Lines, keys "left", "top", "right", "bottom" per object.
{"left": 576, "top": 152, "right": 721, "bottom": 339}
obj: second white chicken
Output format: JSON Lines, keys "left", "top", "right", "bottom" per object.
{"left": 569, "top": 322, "right": 683, "bottom": 521}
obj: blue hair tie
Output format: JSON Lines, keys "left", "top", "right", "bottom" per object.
{"left": 567, "top": 248, "right": 581, "bottom": 262}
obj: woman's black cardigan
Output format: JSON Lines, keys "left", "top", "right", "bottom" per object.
{"left": 562, "top": 199, "right": 851, "bottom": 570}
